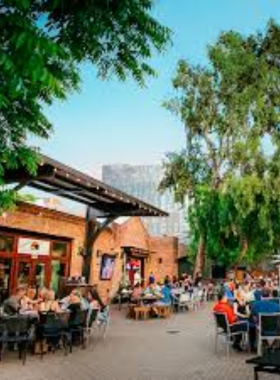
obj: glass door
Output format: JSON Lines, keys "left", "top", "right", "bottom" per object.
{"left": 34, "top": 261, "right": 47, "bottom": 289}
{"left": 15, "top": 258, "right": 50, "bottom": 290}
{"left": 16, "top": 259, "right": 32, "bottom": 288}
{"left": 50, "top": 260, "right": 66, "bottom": 295}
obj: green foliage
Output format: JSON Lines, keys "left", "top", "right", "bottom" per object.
{"left": 162, "top": 20, "right": 280, "bottom": 270}
{"left": 0, "top": 0, "right": 171, "bottom": 211}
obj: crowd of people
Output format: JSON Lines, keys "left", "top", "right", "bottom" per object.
{"left": 127, "top": 271, "right": 209, "bottom": 308}
{"left": 1, "top": 284, "right": 108, "bottom": 323}
{"left": 213, "top": 276, "right": 280, "bottom": 352}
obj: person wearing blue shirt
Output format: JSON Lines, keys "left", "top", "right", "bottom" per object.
{"left": 254, "top": 280, "right": 266, "bottom": 302}
{"left": 159, "top": 280, "right": 172, "bottom": 305}
{"left": 148, "top": 272, "right": 155, "bottom": 285}
{"left": 251, "top": 290, "right": 280, "bottom": 317}
{"left": 224, "top": 285, "right": 234, "bottom": 303}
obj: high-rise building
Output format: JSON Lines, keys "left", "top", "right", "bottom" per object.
{"left": 102, "top": 165, "right": 188, "bottom": 242}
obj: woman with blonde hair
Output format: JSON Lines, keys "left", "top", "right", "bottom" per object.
{"left": 233, "top": 288, "right": 250, "bottom": 319}
{"left": 39, "top": 290, "right": 61, "bottom": 313}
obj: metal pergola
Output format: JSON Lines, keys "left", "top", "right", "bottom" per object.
{"left": 3, "top": 154, "right": 168, "bottom": 281}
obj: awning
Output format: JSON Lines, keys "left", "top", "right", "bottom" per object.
{"left": 3, "top": 154, "right": 168, "bottom": 219}
{"left": 122, "top": 246, "right": 155, "bottom": 258}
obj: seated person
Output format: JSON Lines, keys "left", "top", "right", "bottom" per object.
{"left": 20, "top": 287, "right": 42, "bottom": 312}
{"left": 88, "top": 288, "right": 106, "bottom": 311}
{"left": 213, "top": 290, "right": 248, "bottom": 351}
{"left": 68, "top": 290, "right": 82, "bottom": 309}
{"left": 254, "top": 280, "right": 266, "bottom": 301}
{"left": 144, "top": 282, "right": 161, "bottom": 298}
{"left": 158, "top": 280, "right": 172, "bottom": 305}
{"left": 233, "top": 292, "right": 250, "bottom": 320}
{"left": 3, "top": 285, "right": 26, "bottom": 315}
{"left": 39, "top": 290, "right": 61, "bottom": 313}
{"left": 223, "top": 284, "right": 234, "bottom": 303}
{"left": 88, "top": 288, "right": 108, "bottom": 324}
{"left": 60, "top": 288, "right": 89, "bottom": 311}
{"left": 251, "top": 289, "right": 280, "bottom": 321}
{"left": 131, "top": 283, "right": 143, "bottom": 302}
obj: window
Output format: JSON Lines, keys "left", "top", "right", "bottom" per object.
{"left": 51, "top": 241, "right": 68, "bottom": 258}
{"left": 0, "top": 235, "right": 14, "bottom": 253}
{"left": 0, "top": 258, "right": 12, "bottom": 300}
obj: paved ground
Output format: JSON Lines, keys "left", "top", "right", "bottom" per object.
{"left": 0, "top": 305, "right": 278, "bottom": 380}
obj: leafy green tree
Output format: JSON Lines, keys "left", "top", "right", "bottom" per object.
{"left": 161, "top": 21, "right": 280, "bottom": 274}
{"left": 161, "top": 59, "right": 246, "bottom": 274}
{"left": 0, "top": 0, "right": 171, "bottom": 211}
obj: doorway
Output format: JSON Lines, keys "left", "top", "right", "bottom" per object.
{"left": 14, "top": 258, "right": 49, "bottom": 290}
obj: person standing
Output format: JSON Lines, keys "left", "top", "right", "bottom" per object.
{"left": 148, "top": 272, "right": 155, "bottom": 284}
{"left": 134, "top": 268, "right": 141, "bottom": 286}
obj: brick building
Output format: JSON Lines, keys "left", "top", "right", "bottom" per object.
{"left": 0, "top": 202, "right": 179, "bottom": 300}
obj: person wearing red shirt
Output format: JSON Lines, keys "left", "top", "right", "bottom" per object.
{"left": 213, "top": 294, "right": 236, "bottom": 324}
{"left": 213, "top": 291, "right": 248, "bottom": 351}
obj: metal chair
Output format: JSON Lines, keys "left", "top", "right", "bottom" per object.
{"left": 192, "top": 288, "right": 204, "bottom": 310}
{"left": 257, "top": 313, "right": 280, "bottom": 356}
{"left": 213, "top": 312, "right": 249, "bottom": 356}
{"left": 96, "top": 306, "right": 110, "bottom": 339}
{"left": 0, "top": 315, "right": 34, "bottom": 364}
{"left": 38, "top": 311, "right": 71, "bottom": 358}
{"left": 84, "top": 308, "right": 98, "bottom": 346}
{"left": 172, "top": 293, "right": 191, "bottom": 312}
{"left": 68, "top": 309, "right": 87, "bottom": 349}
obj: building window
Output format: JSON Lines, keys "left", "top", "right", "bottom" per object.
{"left": 52, "top": 241, "right": 68, "bottom": 258}
{"left": 0, "top": 235, "right": 14, "bottom": 253}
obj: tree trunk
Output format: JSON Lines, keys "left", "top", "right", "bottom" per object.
{"left": 193, "top": 236, "right": 205, "bottom": 277}
{"left": 235, "top": 238, "right": 248, "bottom": 266}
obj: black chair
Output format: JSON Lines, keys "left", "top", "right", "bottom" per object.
{"left": 0, "top": 315, "right": 33, "bottom": 364}
{"left": 214, "top": 312, "right": 249, "bottom": 356}
{"left": 257, "top": 313, "right": 280, "bottom": 355}
{"left": 38, "top": 312, "right": 71, "bottom": 358}
{"left": 68, "top": 309, "right": 87, "bottom": 350}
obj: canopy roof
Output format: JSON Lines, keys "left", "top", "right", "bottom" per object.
{"left": 4, "top": 154, "right": 168, "bottom": 218}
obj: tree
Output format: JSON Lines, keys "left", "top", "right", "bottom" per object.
{"left": 0, "top": 0, "right": 171, "bottom": 211}
{"left": 161, "top": 21, "right": 280, "bottom": 274}
{"left": 161, "top": 59, "right": 247, "bottom": 274}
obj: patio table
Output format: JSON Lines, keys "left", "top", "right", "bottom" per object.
{"left": 140, "top": 295, "right": 161, "bottom": 305}
{"left": 246, "top": 351, "right": 280, "bottom": 380}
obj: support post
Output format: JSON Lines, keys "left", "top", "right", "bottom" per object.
{"left": 82, "top": 206, "right": 117, "bottom": 283}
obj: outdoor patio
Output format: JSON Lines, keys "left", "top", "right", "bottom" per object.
{"left": 1, "top": 305, "right": 277, "bottom": 380}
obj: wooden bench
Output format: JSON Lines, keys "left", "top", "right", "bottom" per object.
{"left": 133, "top": 306, "right": 151, "bottom": 320}
{"left": 155, "top": 305, "right": 171, "bottom": 318}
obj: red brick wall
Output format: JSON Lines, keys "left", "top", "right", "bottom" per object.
{"left": 118, "top": 217, "right": 150, "bottom": 250}
{"left": 148, "top": 236, "right": 178, "bottom": 284}
{"left": 0, "top": 202, "right": 85, "bottom": 278}
{"left": 0, "top": 205, "right": 179, "bottom": 300}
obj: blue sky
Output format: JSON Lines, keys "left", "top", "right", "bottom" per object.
{"left": 37, "top": 0, "right": 280, "bottom": 177}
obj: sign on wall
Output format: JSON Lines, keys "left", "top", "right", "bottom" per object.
{"left": 100, "top": 254, "right": 116, "bottom": 281}
{"left": 18, "top": 238, "right": 50, "bottom": 256}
